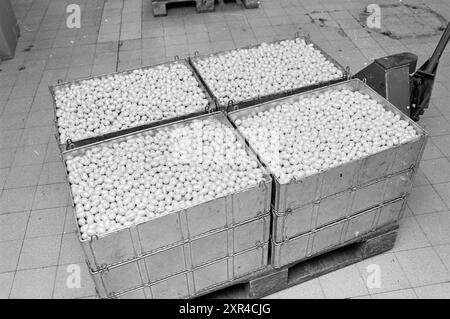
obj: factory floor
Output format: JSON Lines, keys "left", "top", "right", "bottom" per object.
{"left": 1, "top": 0, "right": 450, "bottom": 299}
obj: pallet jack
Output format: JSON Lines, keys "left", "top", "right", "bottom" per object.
{"left": 355, "top": 22, "right": 450, "bottom": 121}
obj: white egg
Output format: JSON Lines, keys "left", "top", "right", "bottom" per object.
{"left": 67, "top": 118, "right": 266, "bottom": 239}
{"left": 54, "top": 63, "right": 209, "bottom": 144}
{"left": 193, "top": 39, "right": 343, "bottom": 105}
{"left": 235, "top": 88, "right": 418, "bottom": 183}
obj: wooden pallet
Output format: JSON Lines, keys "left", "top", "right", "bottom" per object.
{"left": 223, "top": 0, "right": 260, "bottom": 9}
{"left": 196, "top": 223, "right": 399, "bottom": 298}
{"left": 152, "top": 0, "right": 215, "bottom": 16}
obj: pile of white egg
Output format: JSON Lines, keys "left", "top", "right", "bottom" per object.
{"left": 193, "top": 38, "right": 344, "bottom": 105}
{"left": 233, "top": 89, "right": 418, "bottom": 184}
{"left": 54, "top": 63, "right": 209, "bottom": 144}
{"left": 65, "top": 118, "right": 265, "bottom": 239}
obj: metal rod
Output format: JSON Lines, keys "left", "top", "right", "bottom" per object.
{"left": 425, "top": 21, "right": 450, "bottom": 73}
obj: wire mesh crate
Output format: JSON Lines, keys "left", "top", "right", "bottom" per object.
{"left": 271, "top": 197, "right": 406, "bottom": 268}
{"left": 60, "top": 112, "right": 272, "bottom": 295}
{"left": 271, "top": 168, "right": 414, "bottom": 242}
{"left": 228, "top": 79, "right": 428, "bottom": 215}
{"left": 94, "top": 242, "right": 270, "bottom": 299}
{"left": 50, "top": 59, "right": 215, "bottom": 151}
{"left": 189, "top": 35, "right": 348, "bottom": 112}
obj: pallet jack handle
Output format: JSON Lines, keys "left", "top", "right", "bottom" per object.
{"left": 410, "top": 22, "right": 450, "bottom": 121}
{"left": 425, "top": 22, "right": 450, "bottom": 73}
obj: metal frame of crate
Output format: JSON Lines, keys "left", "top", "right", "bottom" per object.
{"left": 271, "top": 197, "right": 407, "bottom": 268}
{"left": 271, "top": 168, "right": 414, "bottom": 242}
{"left": 189, "top": 34, "right": 349, "bottom": 112}
{"left": 228, "top": 79, "right": 428, "bottom": 260}
{"left": 49, "top": 58, "right": 216, "bottom": 152}
{"left": 61, "top": 112, "right": 273, "bottom": 298}
{"left": 90, "top": 214, "right": 271, "bottom": 298}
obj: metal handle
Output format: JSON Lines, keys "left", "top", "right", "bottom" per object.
{"left": 426, "top": 21, "right": 450, "bottom": 73}
{"left": 66, "top": 138, "right": 75, "bottom": 150}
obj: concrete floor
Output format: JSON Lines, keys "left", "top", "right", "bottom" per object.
{"left": 1, "top": 0, "right": 450, "bottom": 299}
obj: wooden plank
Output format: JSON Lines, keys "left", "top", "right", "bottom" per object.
{"left": 151, "top": 0, "right": 215, "bottom": 17}
{"left": 248, "top": 268, "right": 288, "bottom": 298}
{"left": 196, "top": 0, "right": 215, "bottom": 13}
{"left": 152, "top": 1, "right": 167, "bottom": 16}
{"left": 242, "top": 0, "right": 260, "bottom": 9}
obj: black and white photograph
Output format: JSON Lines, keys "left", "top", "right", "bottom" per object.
{"left": 0, "top": 0, "right": 450, "bottom": 305}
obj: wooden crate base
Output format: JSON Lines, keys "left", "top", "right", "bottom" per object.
{"left": 196, "top": 223, "right": 398, "bottom": 299}
{"left": 152, "top": 0, "right": 215, "bottom": 16}
{"left": 223, "top": 0, "right": 260, "bottom": 9}
{"left": 241, "top": 0, "right": 259, "bottom": 9}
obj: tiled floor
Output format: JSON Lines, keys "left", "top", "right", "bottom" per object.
{"left": 1, "top": 0, "right": 450, "bottom": 299}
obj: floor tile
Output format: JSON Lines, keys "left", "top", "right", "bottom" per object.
{"left": 401, "top": 205, "right": 413, "bottom": 218}
{"left": 25, "top": 110, "right": 53, "bottom": 128}
{"left": 0, "top": 212, "right": 29, "bottom": 242}
{"left": 30, "top": 94, "right": 53, "bottom": 112}
{"left": 395, "top": 247, "right": 449, "bottom": 287}
{"left": 412, "top": 168, "right": 430, "bottom": 187}
{"left": 59, "top": 232, "right": 84, "bottom": 265}
{"left": 53, "top": 263, "right": 96, "bottom": 299}
{"left": 435, "top": 244, "right": 450, "bottom": 271}
{"left": 0, "top": 149, "right": 15, "bottom": 169}
{"left": 44, "top": 141, "right": 62, "bottom": 163}
{"left": 393, "top": 217, "right": 430, "bottom": 252}
{"left": 319, "top": 265, "right": 368, "bottom": 299}
{"left": 416, "top": 212, "right": 450, "bottom": 246}
{"left": 0, "top": 272, "right": 14, "bottom": 298}
{"left": 3, "top": 98, "right": 33, "bottom": 114}
{"left": 420, "top": 158, "right": 450, "bottom": 184}
{"left": 0, "top": 129, "right": 23, "bottom": 149}
{"left": 356, "top": 253, "right": 411, "bottom": 295}
{"left": 64, "top": 206, "right": 77, "bottom": 234}
{"left": 19, "top": 126, "right": 53, "bottom": 146}
{"left": 419, "top": 117, "right": 450, "bottom": 137}
{"left": 433, "top": 182, "right": 450, "bottom": 209}
{"left": 17, "top": 235, "right": 61, "bottom": 270}
{"left": 10, "top": 267, "right": 56, "bottom": 299}
{"left": 12, "top": 144, "right": 47, "bottom": 166}
{"left": 264, "top": 279, "right": 324, "bottom": 299}
{"left": 414, "top": 283, "right": 450, "bottom": 299}
{"left": 26, "top": 207, "right": 66, "bottom": 238}
{"left": 371, "top": 288, "right": 417, "bottom": 299}
{"left": 0, "top": 85, "right": 12, "bottom": 101}
{"left": 0, "top": 168, "right": 8, "bottom": 189}
{"left": 38, "top": 161, "right": 66, "bottom": 185}
{"left": 32, "top": 182, "right": 70, "bottom": 210}
{"left": 0, "top": 240, "right": 22, "bottom": 272}
{"left": 406, "top": 185, "right": 447, "bottom": 215}
{"left": 432, "top": 135, "right": 450, "bottom": 157}
{"left": 0, "top": 186, "right": 36, "bottom": 213}
{"left": 4, "top": 164, "right": 42, "bottom": 189}
{"left": 0, "top": 113, "right": 28, "bottom": 131}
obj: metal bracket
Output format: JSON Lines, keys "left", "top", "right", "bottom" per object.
{"left": 66, "top": 138, "right": 75, "bottom": 150}
{"left": 227, "top": 100, "right": 235, "bottom": 113}
{"left": 345, "top": 66, "right": 351, "bottom": 79}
